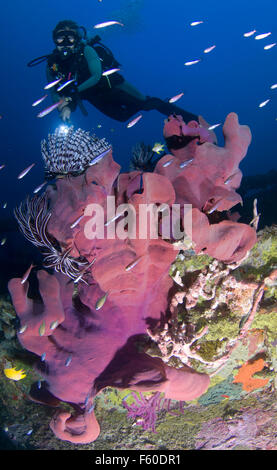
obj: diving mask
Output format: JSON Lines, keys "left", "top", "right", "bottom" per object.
{"left": 54, "top": 30, "right": 78, "bottom": 45}
{"left": 54, "top": 30, "right": 79, "bottom": 56}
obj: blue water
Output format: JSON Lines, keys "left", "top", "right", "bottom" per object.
{"left": 0, "top": 0, "right": 276, "bottom": 210}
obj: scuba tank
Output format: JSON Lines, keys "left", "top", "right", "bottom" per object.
{"left": 86, "top": 35, "right": 121, "bottom": 71}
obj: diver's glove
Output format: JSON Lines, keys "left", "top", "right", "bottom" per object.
{"left": 60, "top": 106, "right": 71, "bottom": 122}
{"left": 58, "top": 98, "right": 72, "bottom": 122}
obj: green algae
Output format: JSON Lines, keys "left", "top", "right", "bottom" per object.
{"left": 97, "top": 387, "right": 136, "bottom": 409}
{"left": 204, "top": 316, "right": 240, "bottom": 343}
{"left": 251, "top": 305, "right": 277, "bottom": 345}
{"left": 170, "top": 252, "right": 213, "bottom": 278}
{"left": 197, "top": 339, "right": 224, "bottom": 362}
{"left": 239, "top": 225, "right": 277, "bottom": 281}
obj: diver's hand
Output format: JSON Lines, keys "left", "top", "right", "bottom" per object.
{"left": 60, "top": 106, "right": 71, "bottom": 122}
{"left": 58, "top": 98, "right": 72, "bottom": 122}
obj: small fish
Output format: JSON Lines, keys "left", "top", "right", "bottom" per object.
{"left": 152, "top": 142, "right": 165, "bottom": 154}
{"left": 33, "top": 181, "right": 47, "bottom": 194}
{"left": 184, "top": 59, "right": 201, "bottom": 66}
{"left": 41, "top": 352, "right": 46, "bottom": 361}
{"left": 2, "top": 202, "right": 7, "bottom": 209}
{"left": 56, "top": 79, "right": 75, "bottom": 92}
{"left": 125, "top": 256, "right": 143, "bottom": 272}
{"left": 18, "top": 324, "right": 27, "bottom": 334}
{"left": 207, "top": 200, "right": 222, "bottom": 214}
{"left": 89, "top": 147, "right": 111, "bottom": 166}
{"left": 73, "top": 272, "right": 84, "bottom": 284}
{"left": 97, "top": 124, "right": 102, "bottom": 128}
{"left": 17, "top": 163, "right": 35, "bottom": 180}
{"left": 102, "top": 68, "right": 121, "bottom": 76}
{"left": 32, "top": 94, "right": 48, "bottom": 107}
{"left": 162, "top": 158, "right": 174, "bottom": 168}
{"left": 204, "top": 45, "right": 216, "bottom": 53}
{"left": 37, "top": 100, "right": 64, "bottom": 118}
{"left": 190, "top": 21, "right": 203, "bottom": 26}
{"left": 224, "top": 171, "right": 239, "bottom": 185}
{"left": 70, "top": 214, "right": 84, "bottom": 229}
{"left": 1, "top": 237, "right": 7, "bottom": 246}
{"left": 159, "top": 204, "right": 169, "bottom": 214}
{"left": 208, "top": 123, "right": 221, "bottom": 130}
{"left": 39, "top": 321, "right": 46, "bottom": 336}
{"left": 221, "top": 394, "right": 230, "bottom": 399}
{"left": 95, "top": 292, "right": 108, "bottom": 310}
{"left": 50, "top": 320, "right": 59, "bottom": 330}
{"left": 37, "top": 380, "right": 41, "bottom": 389}
{"left": 21, "top": 263, "right": 34, "bottom": 285}
{"left": 93, "top": 21, "right": 124, "bottom": 29}
{"left": 104, "top": 211, "right": 124, "bottom": 227}
{"left": 259, "top": 99, "right": 270, "bottom": 108}
{"left": 73, "top": 259, "right": 96, "bottom": 284}
{"left": 169, "top": 92, "right": 184, "bottom": 103}
{"left": 4, "top": 367, "right": 26, "bottom": 381}
{"left": 179, "top": 158, "right": 193, "bottom": 169}
{"left": 0, "top": 164, "right": 5, "bottom": 170}
{"left": 255, "top": 32, "right": 271, "bottom": 40}
{"left": 84, "top": 394, "right": 90, "bottom": 406}
{"left": 44, "top": 78, "right": 62, "bottom": 90}
{"left": 127, "top": 114, "right": 143, "bottom": 128}
{"left": 26, "top": 429, "right": 33, "bottom": 436}
{"left": 243, "top": 29, "right": 256, "bottom": 37}
{"left": 270, "top": 83, "right": 277, "bottom": 89}
{"left": 87, "top": 403, "right": 95, "bottom": 414}
{"left": 264, "top": 43, "right": 276, "bottom": 50}
{"left": 65, "top": 355, "right": 72, "bottom": 367}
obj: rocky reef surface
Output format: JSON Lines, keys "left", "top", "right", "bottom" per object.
{"left": 0, "top": 225, "right": 276, "bottom": 450}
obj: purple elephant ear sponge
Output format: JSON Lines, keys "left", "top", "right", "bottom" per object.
{"left": 8, "top": 115, "right": 256, "bottom": 444}
{"left": 158, "top": 112, "right": 257, "bottom": 263}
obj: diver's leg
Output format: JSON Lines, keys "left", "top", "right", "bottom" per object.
{"left": 142, "top": 96, "right": 199, "bottom": 123}
{"left": 116, "top": 80, "right": 147, "bottom": 101}
{"left": 117, "top": 81, "right": 199, "bottom": 122}
{"left": 81, "top": 87, "right": 143, "bottom": 122}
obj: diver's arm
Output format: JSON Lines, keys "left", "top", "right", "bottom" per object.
{"left": 46, "top": 66, "right": 73, "bottom": 120}
{"left": 77, "top": 45, "right": 102, "bottom": 93}
{"left": 46, "top": 66, "right": 61, "bottom": 104}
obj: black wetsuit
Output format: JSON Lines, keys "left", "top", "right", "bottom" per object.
{"left": 46, "top": 43, "right": 199, "bottom": 123}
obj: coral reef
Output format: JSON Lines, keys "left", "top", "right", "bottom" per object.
{"left": 7, "top": 112, "right": 259, "bottom": 444}
{"left": 195, "top": 406, "right": 277, "bottom": 450}
{"left": 1, "top": 226, "right": 277, "bottom": 449}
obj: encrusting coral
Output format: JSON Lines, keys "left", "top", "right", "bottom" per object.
{"left": 8, "top": 113, "right": 259, "bottom": 444}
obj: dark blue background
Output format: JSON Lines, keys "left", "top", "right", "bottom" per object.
{"left": 0, "top": 0, "right": 276, "bottom": 260}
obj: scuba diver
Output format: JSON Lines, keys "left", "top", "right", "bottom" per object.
{"left": 29, "top": 20, "right": 202, "bottom": 125}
